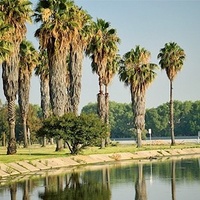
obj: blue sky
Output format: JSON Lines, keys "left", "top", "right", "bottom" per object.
{"left": 0, "top": 0, "right": 200, "bottom": 111}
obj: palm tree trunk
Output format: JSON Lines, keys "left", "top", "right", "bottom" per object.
{"left": 105, "top": 86, "right": 110, "bottom": 145}
{"left": 7, "top": 99, "right": 17, "bottom": 155}
{"left": 18, "top": 68, "right": 31, "bottom": 148}
{"left": 48, "top": 52, "right": 67, "bottom": 151}
{"left": 22, "top": 118, "right": 28, "bottom": 148}
{"left": 132, "top": 91, "right": 146, "bottom": 148}
{"left": 68, "top": 50, "right": 83, "bottom": 115}
{"left": 170, "top": 80, "right": 175, "bottom": 145}
{"left": 48, "top": 54, "right": 67, "bottom": 117}
{"left": 2, "top": 55, "right": 19, "bottom": 155}
{"left": 40, "top": 76, "right": 50, "bottom": 119}
{"left": 97, "top": 91, "right": 106, "bottom": 148}
{"left": 40, "top": 76, "right": 50, "bottom": 147}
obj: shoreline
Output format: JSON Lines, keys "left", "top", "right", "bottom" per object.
{"left": 1, "top": 147, "right": 200, "bottom": 184}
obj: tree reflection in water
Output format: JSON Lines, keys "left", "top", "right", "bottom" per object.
{"left": 171, "top": 160, "right": 176, "bottom": 200}
{"left": 135, "top": 163, "right": 147, "bottom": 200}
{"left": 39, "top": 171, "right": 111, "bottom": 200}
{"left": 1, "top": 158, "right": 200, "bottom": 200}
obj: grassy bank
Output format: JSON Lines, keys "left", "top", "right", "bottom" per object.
{"left": 0, "top": 143, "right": 200, "bottom": 163}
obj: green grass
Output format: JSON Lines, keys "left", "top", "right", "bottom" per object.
{"left": 0, "top": 143, "right": 200, "bottom": 164}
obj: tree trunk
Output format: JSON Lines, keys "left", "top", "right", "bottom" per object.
{"left": 170, "top": 81, "right": 175, "bottom": 145}
{"left": 68, "top": 50, "right": 83, "bottom": 115}
{"left": 55, "top": 138, "right": 63, "bottom": 152}
{"left": 48, "top": 52, "right": 67, "bottom": 117}
{"left": 105, "top": 89, "right": 110, "bottom": 145}
{"left": 97, "top": 92, "right": 106, "bottom": 148}
{"left": 18, "top": 66, "right": 31, "bottom": 148}
{"left": 40, "top": 76, "right": 50, "bottom": 147}
{"left": 48, "top": 51, "right": 67, "bottom": 151}
{"left": 2, "top": 54, "right": 19, "bottom": 155}
{"left": 7, "top": 99, "right": 17, "bottom": 155}
{"left": 2, "top": 132, "right": 6, "bottom": 146}
{"left": 40, "top": 76, "right": 50, "bottom": 119}
{"left": 23, "top": 118, "right": 28, "bottom": 148}
{"left": 132, "top": 90, "right": 146, "bottom": 148}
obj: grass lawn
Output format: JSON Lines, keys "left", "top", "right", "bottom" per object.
{"left": 0, "top": 142, "right": 200, "bottom": 164}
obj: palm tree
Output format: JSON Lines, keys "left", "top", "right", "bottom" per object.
{"left": 35, "top": 50, "right": 51, "bottom": 147}
{"left": 34, "top": 0, "right": 89, "bottom": 150}
{"left": 86, "top": 19, "right": 120, "bottom": 147}
{"left": 0, "top": 0, "right": 32, "bottom": 154}
{"left": 67, "top": 6, "right": 92, "bottom": 115}
{"left": 103, "top": 55, "right": 120, "bottom": 144}
{"left": 34, "top": 0, "right": 86, "bottom": 117}
{"left": 119, "top": 45, "right": 158, "bottom": 147}
{"left": 35, "top": 50, "right": 51, "bottom": 120}
{"left": 0, "top": 22, "right": 13, "bottom": 62}
{"left": 18, "top": 39, "right": 38, "bottom": 148}
{"left": 157, "top": 42, "right": 185, "bottom": 146}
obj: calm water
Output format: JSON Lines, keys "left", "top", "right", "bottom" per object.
{"left": 0, "top": 157, "right": 200, "bottom": 200}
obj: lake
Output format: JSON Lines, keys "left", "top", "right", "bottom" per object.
{"left": 0, "top": 157, "right": 200, "bottom": 200}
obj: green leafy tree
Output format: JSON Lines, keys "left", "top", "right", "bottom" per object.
{"left": 82, "top": 102, "right": 134, "bottom": 139}
{"left": 119, "top": 45, "right": 158, "bottom": 147}
{"left": 37, "top": 113, "right": 108, "bottom": 154}
{"left": 158, "top": 42, "right": 186, "bottom": 145}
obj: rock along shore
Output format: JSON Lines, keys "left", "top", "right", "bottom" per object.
{"left": 1, "top": 147, "right": 200, "bottom": 184}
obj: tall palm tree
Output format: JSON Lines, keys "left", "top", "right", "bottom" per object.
{"left": 103, "top": 55, "right": 120, "bottom": 144}
{"left": 34, "top": 0, "right": 71, "bottom": 117}
{"left": 35, "top": 50, "right": 51, "bottom": 120}
{"left": 34, "top": 0, "right": 86, "bottom": 117}
{"left": 0, "top": 0, "right": 32, "bottom": 154}
{"left": 18, "top": 39, "right": 38, "bottom": 148}
{"left": 119, "top": 45, "right": 158, "bottom": 147}
{"left": 35, "top": 50, "right": 51, "bottom": 147}
{"left": 67, "top": 6, "right": 92, "bottom": 115}
{"left": 34, "top": 0, "right": 89, "bottom": 150}
{"left": 86, "top": 19, "right": 120, "bottom": 147}
{"left": 157, "top": 42, "right": 185, "bottom": 146}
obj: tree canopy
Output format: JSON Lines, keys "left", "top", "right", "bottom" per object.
{"left": 37, "top": 113, "right": 108, "bottom": 154}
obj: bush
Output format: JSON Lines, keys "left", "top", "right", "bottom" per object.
{"left": 37, "top": 113, "right": 108, "bottom": 154}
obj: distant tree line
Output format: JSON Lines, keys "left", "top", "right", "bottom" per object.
{"left": 82, "top": 100, "right": 200, "bottom": 138}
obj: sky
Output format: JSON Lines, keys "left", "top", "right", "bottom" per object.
{"left": 0, "top": 0, "right": 200, "bottom": 112}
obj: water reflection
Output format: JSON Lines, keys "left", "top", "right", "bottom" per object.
{"left": 39, "top": 171, "right": 111, "bottom": 200}
{"left": 0, "top": 157, "right": 200, "bottom": 200}
{"left": 135, "top": 164, "right": 147, "bottom": 200}
{"left": 171, "top": 160, "right": 176, "bottom": 200}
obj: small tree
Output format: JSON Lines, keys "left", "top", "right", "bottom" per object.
{"left": 37, "top": 113, "right": 108, "bottom": 154}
